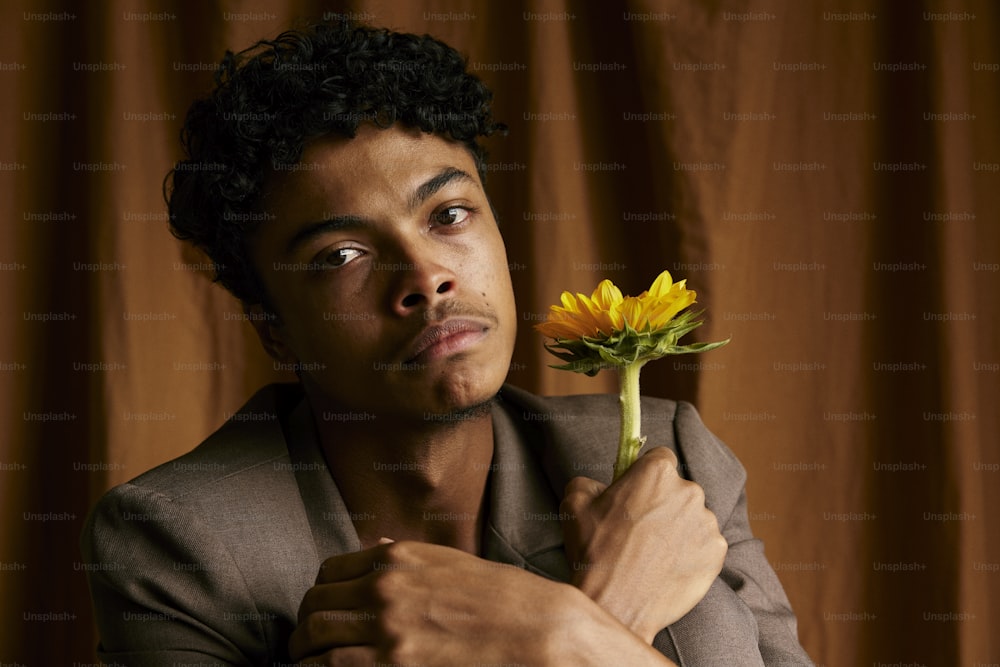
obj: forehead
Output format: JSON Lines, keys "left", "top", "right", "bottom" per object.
{"left": 263, "top": 125, "right": 481, "bottom": 212}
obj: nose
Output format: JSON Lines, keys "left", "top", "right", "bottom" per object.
{"left": 389, "top": 256, "right": 458, "bottom": 317}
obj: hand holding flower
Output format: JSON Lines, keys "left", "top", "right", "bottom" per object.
{"left": 560, "top": 447, "right": 728, "bottom": 640}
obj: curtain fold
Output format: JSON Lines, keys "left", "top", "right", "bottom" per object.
{"left": 2, "top": 0, "right": 996, "bottom": 663}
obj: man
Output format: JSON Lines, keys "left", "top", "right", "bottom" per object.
{"left": 82, "top": 20, "right": 812, "bottom": 666}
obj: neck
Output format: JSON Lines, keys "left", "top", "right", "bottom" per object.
{"left": 305, "top": 390, "right": 497, "bottom": 554}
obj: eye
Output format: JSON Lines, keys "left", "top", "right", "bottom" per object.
{"left": 431, "top": 206, "right": 472, "bottom": 226}
{"left": 321, "top": 247, "right": 364, "bottom": 268}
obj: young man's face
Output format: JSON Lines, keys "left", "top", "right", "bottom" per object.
{"left": 249, "top": 124, "right": 517, "bottom": 419}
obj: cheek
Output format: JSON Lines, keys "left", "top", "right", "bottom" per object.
{"left": 477, "top": 233, "right": 518, "bottom": 329}
{"left": 306, "top": 295, "right": 379, "bottom": 349}
{"left": 482, "top": 232, "right": 514, "bottom": 296}
{"left": 295, "top": 319, "right": 381, "bottom": 371}
{"left": 274, "top": 283, "right": 360, "bottom": 358}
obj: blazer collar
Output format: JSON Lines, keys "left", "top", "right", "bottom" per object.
{"left": 282, "top": 390, "right": 570, "bottom": 583}
{"left": 481, "top": 392, "right": 570, "bottom": 581}
{"left": 285, "top": 397, "right": 362, "bottom": 558}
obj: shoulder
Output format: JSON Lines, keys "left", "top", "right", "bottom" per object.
{"left": 116, "top": 382, "right": 303, "bottom": 500}
{"left": 498, "top": 384, "right": 745, "bottom": 514}
{"left": 499, "top": 383, "right": 679, "bottom": 450}
{"left": 80, "top": 383, "right": 315, "bottom": 658}
{"left": 81, "top": 382, "right": 313, "bottom": 576}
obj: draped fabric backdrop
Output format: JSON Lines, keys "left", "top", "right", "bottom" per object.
{"left": 2, "top": 0, "right": 997, "bottom": 664}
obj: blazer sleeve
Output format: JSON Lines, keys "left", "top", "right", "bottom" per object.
{"left": 655, "top": 401, "right": 814, "bottom": 666}
{"left": 80, "top": 482, "right": 272, "bottom": 666}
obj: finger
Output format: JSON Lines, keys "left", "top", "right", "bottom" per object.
{"left": 616, "top": 446, "right": 680, "bottom": 482}
{"left": 637, "top": 445, "right": 679, "bottom": 468}
{"left": 316, "top": 542, "right": 397, "bottom": 584}
{"left": 288, "top": 607, "right": 376, "bottom": 662}
{"left": 561, "top": 476, "right": 607, "bottom": 513}
{"left": 298, "top": 580, "right": 372, "bottom": 623}
{"left": 605, "top": 447, "right": 682, "bottom": 501}
{"left": 299, "top": 645, "right": 378, "bottom": 666}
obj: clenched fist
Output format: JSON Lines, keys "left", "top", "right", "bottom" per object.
{"left": 561, "top": 446, "right": 728, "bottom": 643}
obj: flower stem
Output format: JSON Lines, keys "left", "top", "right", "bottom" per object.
{"left": 613, "top": 361, "right": 646, "bottom": 481}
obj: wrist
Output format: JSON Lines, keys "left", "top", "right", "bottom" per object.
{"left": 558, "top": 584, "right": 673, "bottom": 665}
{"left": 572, "top": 570, "right": 661, "bottom": 643}
{"left": 547, "top": 584, "right": 599, "bottom": 660}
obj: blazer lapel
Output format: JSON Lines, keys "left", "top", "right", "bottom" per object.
{"left": 284, "top": 398, "right": 363, "bottom": 559}
{"left": 481, "top": 395, "right": 571, "bottom": 583}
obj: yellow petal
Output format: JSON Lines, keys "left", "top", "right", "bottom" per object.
{"left": 559, "top": 291, "right": 582, "bottom": 314}
{"left": 578, "top": 296, "right": 611, "bottom": 331}
{"left": 647, "top": 270, "right": 675, "bottom": 299}
{"left": 619, "top": 296, "right": 646, "bottom": 330}
{"left": 607, "top": 302, "right": 626, "bottom": 331}
{"left": 535, "top": 317, "right": 588, "bottom": 340}
{"left": 646, "top": 292, "right": 697, "bottom": 329}
{"left": 592, "top": 279, "right": 624, "bottom": 309}
{"left": 576, "top": 292, "right": 602, "bottom": 320}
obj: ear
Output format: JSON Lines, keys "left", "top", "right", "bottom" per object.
{"left": 245, "top": 303, "right": 298, "bottom": 365}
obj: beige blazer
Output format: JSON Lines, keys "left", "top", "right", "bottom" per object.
{"left": 82, "top": 383, "right": 813, "bottom": 665}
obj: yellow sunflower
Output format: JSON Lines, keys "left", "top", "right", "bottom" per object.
{"left": 535, "top": 270, "right": 729, "bottom": 479}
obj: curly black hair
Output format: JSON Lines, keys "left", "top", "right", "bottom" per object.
{"left": 166, "top": 20, "right": 506, "bottom": 306}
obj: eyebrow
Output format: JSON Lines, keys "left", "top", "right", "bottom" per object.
{"left": 283, "top": 166, "right": 477, "bottom": 256}
{"left": 408, "top": 167, "right": 475, "bottom": 211}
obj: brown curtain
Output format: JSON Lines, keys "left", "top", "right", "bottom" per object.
{"left": 2, "top": 0, "right": 997, "bottom": 663}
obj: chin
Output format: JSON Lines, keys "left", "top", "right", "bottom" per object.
{"left": 304, "top": 343, "right": 511, "bottom": 419}
{"left": 421, "top": 396, "right": 497, "bottom": 425}
{"left": 423, "top": 355, "right": 508, "bottom": 414}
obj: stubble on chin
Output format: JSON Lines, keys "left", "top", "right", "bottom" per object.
{"left": 420, "top": 393, "right": 499, "bottom": 426}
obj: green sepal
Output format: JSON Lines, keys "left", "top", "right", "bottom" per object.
{"left": 542, "top": 309, "right": 730, "bottom": 376}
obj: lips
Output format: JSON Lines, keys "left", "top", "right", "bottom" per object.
{"left": 404, "top": 318, "right": 490, "bottom": 363}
